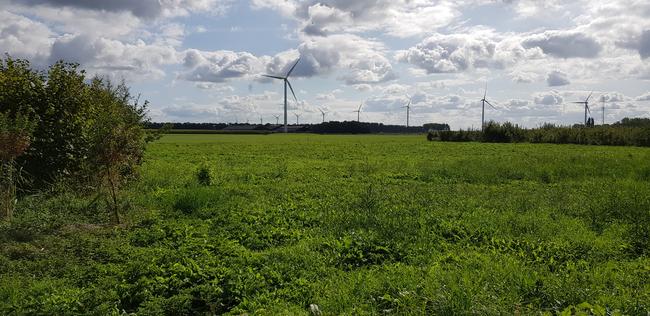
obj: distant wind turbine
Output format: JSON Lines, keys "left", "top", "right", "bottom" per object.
{"left": 260, "top": 115, "right": 263, "bottom": 125}
{"left": 274, "top": 114, "right": 280, "bottom": 125}
{"left": 319, "top": 108, "right": 327, "bottom": 123}
{"left": 294, "top": 112, "right": 301, "bottom": 125}
{"left": 354, "top": 103, "right": 363, "bottom": 122}
{"left": 403, "top": 95, "right": 412, "bottom": 128}
{"left": 480, "top": 82, "right": 496, "bottom": 131}
{"left": 263, "top": 58, "right": 300, "bottom": 133}
{"left": 572, "top": 92, "right": 593, "bottom": 125}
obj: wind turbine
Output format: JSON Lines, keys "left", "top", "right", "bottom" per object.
{"left": 318, "top": 108, "right": 327, "bottom": 123}
{"left": 480, "top": 82, "right": 496, "bottom": 131}
{"left": 294, "top": 112, "right": 301, "bottom": 125}
{"left": 354, "top": 103, "right": 363, "bottom": 122}
{"left": 403, "top": 95, "right": 412, "bottom": 128}
{"left": 260, "top": 115, "right": 263, "bottom": 125}
{"left": 572, "top": 92, "right": 593, "bottom": 126}
{"left": 273, "top": 114, "right": 280, "bottom": 125}
{"left": 263, "top": 58, "right": 300, "bottom": 133}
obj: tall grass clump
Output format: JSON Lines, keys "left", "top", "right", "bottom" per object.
{"left": 195, "top": 163, "right": 213, "bottom": 186}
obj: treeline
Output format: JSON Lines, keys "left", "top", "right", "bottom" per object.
{"left": 148, "top": 121, "right": 450, "bottom": 134}
{"left": 0, "top": 56, "right": 155, "bottom": 222}
{"left": 145, "top": 122, "right": 229, "bottom": 130}
{"left": 428, "top": 120, "right": 650, "bottom": 147}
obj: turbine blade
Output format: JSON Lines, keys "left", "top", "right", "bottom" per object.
{"left": 286, "top": 79, "right": 298, "bottom": 103}
{"left": 485, "top": 100, "right": 497, "bottom": 110}
{"left": 586, "top": 91, "right": 593, "bottom": 103}
{"left": 572, "top": 102, "right": 585, "bottom": 104}
{"left": 262, "top": 74, "right": 285, "bottom": 80}
{"left": 286, "top": 58, "right": 301, "bottom": 77}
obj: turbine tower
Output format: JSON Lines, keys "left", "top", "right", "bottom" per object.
{"left": 354, "top": 103, "right": 363, "bottom": 122}
{"left": 403, "top": 95, "right": 412, "bottom": 128}
{"left": 480, "top": 82, "right": 496, "bottom": 131}
{"left": 319, "top": 108, "right": 326, "bottom": 123}
{"left": 263, "top": 58, "right": 300, "bottom": 133}
{"left": 572, "top": 92, "right": 593, "bottom": 126}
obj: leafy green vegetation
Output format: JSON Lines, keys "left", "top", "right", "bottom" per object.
{"left": 1, "top": 134, "right": 649, "bottom": 314}
{"left": 1, "top": 56, "right": 155, "bottom": 223}
{"left": 430, "top": 121, "right": 650, "bottom": 147}
{"left": 0, "top": 57, "right": 150, "bottom": 192}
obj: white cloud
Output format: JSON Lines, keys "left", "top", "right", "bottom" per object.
{"left": 0, "top": 11, "right": 54, "bottom": 62}
{"left": 11, "top": 0, "right": 233, "bottom": 19}
{"left": 636, "top": 92, "right": 650, "bottom": 101}
{"left": 49, "top": 34, "right": 179, "bottom": 79}
{"left": 179, "top": 49, "right": 268, "bottom": 82}
{"left": 640, "top": 30, "right": 650, "bottom": 59}
{"left": 534, "top": 91, "right": 564, "bottom": 105}
{"left": 521, "top": 30, "right": 602, "bottom": 59}
{"left": 546, "top": 70, "right": 570, "bottom": 87}
{"left": 253, "top": 0, "right": 459, "bottom": 38}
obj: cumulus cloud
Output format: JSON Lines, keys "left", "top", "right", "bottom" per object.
{"left": 546, "top": 70, "right": 570, "bottom": 86}
{"left": 522, "top": 31, "right": 602, "bottom": 58}
{"left": 49, "top": 34, "right": 179, "bottom": 79}
{"left": 396, "top": 33, "right": 500, "bottom": 73}
{"left": 253, "top": 0, "right": 458, "bottom": 38}
{"left": 12, "top": 0, "right": 232, "bottom": 19}
{"left": 179, "top": 49, "right": 268, "bottom": 82}
{"left": 534, "top": 91, "right": 564, "bottom": 105}
{"left": 640, "top": 30, "right": 650, "bottom": 59}
{"left": 0, "top": 11, "right": 53, "bottom": 62}
{"left": 339, "top": 54, "right": 397, "bottom": 85}
{"left": 599, "top": 92, "right": 627, "bottom": 102}
{"left": 636, "top": 92, "right": 650, "bottom": 101}
{"left": 263, "top": 34, "right": 394, "bottom": 86}
{"left": 509, "top": 70, "right": 539, "bottom": 83}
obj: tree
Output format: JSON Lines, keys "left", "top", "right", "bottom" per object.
{"left": 86, "top": 79, "right": 148, "bottom": 223}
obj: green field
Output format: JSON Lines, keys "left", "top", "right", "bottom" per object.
{"left": 2, "top": 134, "right": 650, "bottom": 315}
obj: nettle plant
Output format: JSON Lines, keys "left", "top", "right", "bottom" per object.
{"left": 0, "top": 111, "right": 35, "bottom": 220}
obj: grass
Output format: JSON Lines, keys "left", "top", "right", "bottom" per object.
{"left": 1, "top": 134, "right": 650, "bottom": 315}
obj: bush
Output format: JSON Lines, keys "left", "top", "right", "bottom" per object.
{"left": 1, "top": 56, "right": 151, "bottom": 222}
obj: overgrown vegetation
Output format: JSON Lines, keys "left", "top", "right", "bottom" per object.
{"left": 0, "top": 111, "right": 35, "bottom": 220}
{"left": 1, "top": 134, "right": 649, "bottom": 314}
{"left": 0, "top": 56, "right": 152, "bottom": 222}
{"left": 429, "top": 120, "right": 650, "bottom": 147}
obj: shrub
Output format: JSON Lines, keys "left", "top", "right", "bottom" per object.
{"left": 1, "top": 56, "right": 152, "bottom": 223}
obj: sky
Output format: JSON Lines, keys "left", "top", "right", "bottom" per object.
{"left": 1, "top": 0, "right": 649, "bottom": 129}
